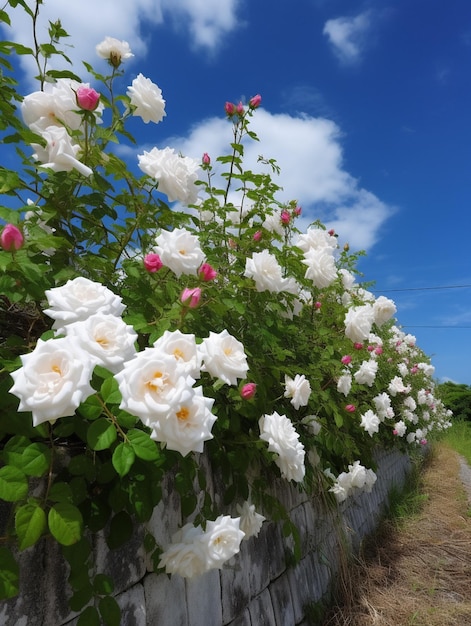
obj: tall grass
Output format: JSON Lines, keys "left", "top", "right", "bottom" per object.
{"left": 442, "top": 419, "right": 471, "bottom": 464}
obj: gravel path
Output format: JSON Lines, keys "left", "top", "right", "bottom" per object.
{"left": 459, "top": 456, "right": 471, "bottom": 505}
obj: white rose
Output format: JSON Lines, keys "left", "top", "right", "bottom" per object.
{"left": 353, "top": 359, "right": 378, "bottom": 387}
{"left": 403, "top": 396, "right": 417, "bottom": 411}
{"left": 259, "top": 411, "right": 305, "bottom": 483}
{"left": 373, "top": 295, "right": 396, "bottom": 327}
{"left": 301, "top": 247, "right": 338, "bottom": 288}
{"left": 364, "top": 468, "right": 377, "bottom": 492}
{"left": 152, "top": 386, "right": 216, "bottom": 456}
{"left": 9, "top": 337, "right": 94, "bottom": 426}
{"left": 373, "top": 392, "right": 393, "bottom": 420}
{"left": 22, "top": 80, "right": 83, "bottom": 133}
{"left": 284, "top": 374, "right": 311, "bottom": 409}
{"left": 347, "top": 461, "right": 367, "bottom": 489}
{"left": 64, "top": 313, "right": 137, "bottom": 373}
{"left": 344, "top": 304, "right": 374, "bottom": 343}
{"left": 158, "top": 523, "right": 207, "bottom": 578}
{"left": 96, "top": 36, "right": 133, "bottom": 64}
{"left": 153, "top": 330, "right": 202, "bottom": 378}
{"left": 44, "top": 277, "right": 125, "bottom": 333}
{"left": 244, "top": 249, "right": 291, "bottom": 293}
{"left": 138, "top": 146, "right": 200, "bottom": 204}
{"left": 236, "top": 502, "right": 265, "bottom": 539}
{"left": 302, "top": 415, "right": 322, "bottom": 436}
{"left": 360, "top": 409, "right": 380, "bottom": 437}
{"left": 115, "top": 347, "right": 195, "bottom": 426}
{"left": 153, "top": 228, "right": 205, "bottom": 277}
{"left": 388, "top": 375, "right": 408, "bottom": 396}
{"left": 31, "top": 125, "right": 92, "bottom": 177}
{"left": 200, "top": 515, "right": 245, "bottom": 570}
{"left": 199, "top": 329, "right": 249, "bottom": 386}
{"left": 339, "top": 268, "right": 356, "bottom": 291}
{"left": 337, "top": 371, "right": 352, "bottom": 396}
{"left": 127, "top": 73, "right": 166, "bottom": 124}
{"left": 295, "top": 227, "right": 337, "bottom": 252}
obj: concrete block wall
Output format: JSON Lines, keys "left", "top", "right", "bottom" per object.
{"left": 0, "top": 448, "right": 411, "bottom": 626}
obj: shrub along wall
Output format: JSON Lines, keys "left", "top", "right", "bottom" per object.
{"left": 0, "top": 448, "right": 411, "bottom": 626}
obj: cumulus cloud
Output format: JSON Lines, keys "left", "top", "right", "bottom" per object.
{"left": 168, "top": 109, "right": 394, "bottom": 250}
{"left": 323, "top": 11, "right": 372, "bottom": 64}
{"left": 2, "top": 0, "right": 241, "bottom": 82}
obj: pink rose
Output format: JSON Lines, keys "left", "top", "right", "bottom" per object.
{"left": 249, "top": 94, "right": 262, "bottom": 109}
{"left": 181, "top": 287, "right": 201, "bottom": 308}
{"left": 76, "top": 86, "right": 100, "bottom": 111}
{"left": 224, "top": 102, "right": 236, "bottom": 116}
{"left": 1, "top": 224, "right": 24, "bottom": 252}
{"left": 345, "top": 404, "right": 356, "bottom": 413}
{"left": 199, "top": 263, "right": 217, "bottom": 282}
{"left": 341, "top": 355, "right": 352, "bottom": 365}
{"left": 240, "top": 383, "right": 257, "bottom": 400}
{"left": 144, "top": 253, "right": 163, "bottom": 273}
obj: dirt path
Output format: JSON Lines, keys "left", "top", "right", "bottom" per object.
{"left": 323, "top": 443, "right": 471, "bottom": 626}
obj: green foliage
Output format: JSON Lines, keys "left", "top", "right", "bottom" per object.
{"left": 438, "top": 381, "right": 471, "bottom": 422}
{"left": 0, "top": 1, "right": 452, "bottom": 621}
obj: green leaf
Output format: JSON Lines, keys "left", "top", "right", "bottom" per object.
{"left": 48, "top": 503, "right": 83, "bottom": 546}
{"left": 77, "top": 605, "right": 101, "bottom": 626}
{"left": 0, "top": 466, "right": 28, "bottom": 502}
{"left": 127, "top": 429, "right": 160, "bottom": 461}
{"left": 20, "top": 442, "right": 51, "bottom": 477}
{"left": 99, "top": 595, "right": 121, "bottom": 626}
{"left": 100, "top": 377, "right": 122, "bottom": 404}
{"left": 0, "top": 547, "right": 19, "bottom": 600}
{"left": 69, "top": 584, "right": 93, "bottom": 611}
{"left": 107, "top": 510, "right": 133, "bottom": 550}
{"left": 87, "top": 418, "right": 117, "bottom": 451}
{"left": 112, "top": 442, "right": 135, "bottom": 478}
{"left": 15, "top": 501, "right": 47, "bottom": 550}
{"left": 48, "top": 481, "right": 74, "bottom": 503}
{"left": 78, "top": 394, "right": 104, "bottom": 420}
{"left": 93, "top": 573, "right": 114, "bottom": 595}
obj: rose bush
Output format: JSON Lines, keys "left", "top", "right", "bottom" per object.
{"left": 0, "top": 2, "right": 452, "bottom": 624}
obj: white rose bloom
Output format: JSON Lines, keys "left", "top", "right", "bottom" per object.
{"left": 344, "top": 305, "right": 374, "bottom": 343}
{"left": 115, "top": 347, "right": 195, "bottom": 426}
{"left": 153, "top": 227, "right": 205, "bottom": 277}
{"left": 284, "top": 374, "right": 311, "bottom": 409}
{"left": 236, "top": 502, "right": 265, "bottom": 539}
{"left": 262, "top": 211, "right": 285, "bottom": 236}
{"left": 138, "top": 146, "right": 200, "bottom": 204}
{"left": 259, "top": 411, "right": 305, "bottom": 483}
{"left": 153, "top": 330, "right": 202, "bottom": 378}
{"left": 337, "top": 371, "right": 352, "bottom": 396}
{"left": 373, "top": 295, "right": 397, "bottom": 327}
{"left": 388, "top": 375, "right": 409, "bottom": 396}
{"left": 152, "top": 386, "right": 216, "bottom": 456}
{"left": 364, "top": 468, "right": 377, "bottom": 493}
{"left": 329, "top": 481, "right": 348, "bottom": 503}
{"left": 295, "top": 227, "right": 337, "bottom": 252}
{"left": 403, "top": 396, "right": 417, "bottom": 411}
{"left": 339, "top": 268, "right": 356, "bottom": 291}
{"left": 44, "top": 277, "right": 125, "bottom": 333}
{"left": 31, "top": 125, "right": 92, "bottom": 177}
{"left": 200, "top": 515, "right": 245, "bottom": 570}
{"left": 302, "top": 247, "right": 338, "bottom": 289}
{"left": 360, "top": 409, "right": 380, "bottom": 437}
{"left": 394, "top": 420, "right": 407, "bottom": 436}
{"left": 406, "top": 432, "right": 416, "bottom": 444}
{"left": 373, "top": 392, "right": 393, "bottom": 420}
{"left": 127, "top": 73, "right": 166, "bottom": 124}
{"left": 398, "top": 362, "right": 409, "bottom": 377}
{"left": 417, "top": 362, "right": 435, "bottom": 377}
{"left": 403, "top": 410, "right": 418, "bottom": 424}
{"left": 158, "top": 523, "right": 207, "bottom": 578}
{"left": 353, "top": 359, "right": 378, "bottom": 387}
{"left": 9, "top": 337, "right": 94, "bottom": 426}
{"left": 64, "top": 313, "right": 137, "bottom": 373}
{"left": 302, "top": 415, "right": 322, "bottom": 436}
{"left": 96, "top": 36, "right": 133, "bottom": 64}
{"left": 244, "top": 249, "right": 291, "bottom": 293}
{"left": 417, "top": 389, "right": 429, "bottom": 405}
{"left": 347, "top": 460, "right": 367, "bottom": 489}
{"left": 199, "top": 330, "right": 249, "bottom": 386}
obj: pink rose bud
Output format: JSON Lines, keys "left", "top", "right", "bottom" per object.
{"left": 345, "top": 404, "right": 356, "bottom": 413}
{"left": 420, "top": 438, "right": 427, "bottom": 446}
{"left": 199, "top": 262, "right": 217, "bottom": 282}
{"left": 0, "top": 224, "right": 24, "bottom": 252}
{"left": 248, "top": 94, "right": 262, "bottom": 109}
{"left": 367, "top": 345, "right": 375, "bottom": 352}
{"left": 328, "top": 229, "right": 335, "bottom": 236}
{"left": 341, "top": 355, "right": 352, "bottom": 365}
{"left": 236, "top": 101, "right": 244, "bottom": 116}
{"left": 392, "top": 429, "right": 398, "bottom": 436}
{"left": 353, "top": 342, "right": 363, "bottom": 350}
{"left": 240, "top": 383, "right": 257, "bottom": 400}
{"left": 202, "top": 152, "right": 211, "bottom": 166}
{"left": 181, "top": 287, "right": 201, "bottom": 308}
{"left": 314, "top": 301, "right": 322, "bottom": 310}
{"left": 293, "top": 206, "right": 302, "bottom": 216}
{"left": 410, "top": 366, "right": 419, "bottom": 374}
{"left": 76, "top": 86, "right": 100, "bottom": 111}
{"left": 374, "top": 347, "right": 383, "bottom": 355}
{"left": 143, "top": 253, "right": 163, "bottom": 273}
{"left": 253, "top": 230, "right": 262, "bottom": 242}
{"left": 225, "top": 102, "right": 236, "bottom": 116}
{"left": 280, "top": 210, "right": 291, "bottom": 225}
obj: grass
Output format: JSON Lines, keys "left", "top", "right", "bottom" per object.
{"left": 321, "top": 439, "right": 471, "bottom": 626}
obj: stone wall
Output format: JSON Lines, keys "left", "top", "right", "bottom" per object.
{"left": 0, "top": 448, "right": 411, "bottom": 626}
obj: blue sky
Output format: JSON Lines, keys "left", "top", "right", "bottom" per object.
{"left": 3, "top": 0, "right": 471, "bottom": 385}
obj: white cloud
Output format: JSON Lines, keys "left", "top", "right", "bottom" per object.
{"left": 2, "top": 0, "right": 241, "bottom": 82}
{"left": 323, "top": 11, "right": 372, "bottom": 64}
{"left": 168, "top": 109, "right": 394, "bottom": 250}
